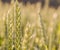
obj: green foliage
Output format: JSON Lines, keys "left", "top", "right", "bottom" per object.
{"left": 0, "top": 37, "right": 3, "bottom": 46}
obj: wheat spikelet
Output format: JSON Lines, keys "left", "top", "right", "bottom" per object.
{"left": 4, "top": 7, "right": 14, "bottom": 50}
{"left": 7, "top": 12, "right": 13, "bottom": 50}
{"left": 14, "top": 0, "right": 21, "bottom": 50}
{"left": 21, "top": 16, "right": 36, "bottom": 50}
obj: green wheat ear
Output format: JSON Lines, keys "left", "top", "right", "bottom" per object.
{"left": 7, "top": 11, "right": 14, "bottom": 50}
{"left": 14, "top": 0, "right": 22, "bottom": 50}
{"left": 5, "top": 2, "right": 15, "bottom": 50}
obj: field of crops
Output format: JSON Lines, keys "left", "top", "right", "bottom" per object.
{"left": 0, "top": 0, "right": 60, "bottom": 50}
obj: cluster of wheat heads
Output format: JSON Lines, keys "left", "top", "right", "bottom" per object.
{"left": 4, "top": 0, "right": 21, "bottom": 50}
{"left": 4, "top": 0, "right": 60, "bottom": 50}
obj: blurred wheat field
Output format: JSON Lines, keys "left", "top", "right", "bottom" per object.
{"left": 0, "top": 0, "right": 60, "bottom": 50}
